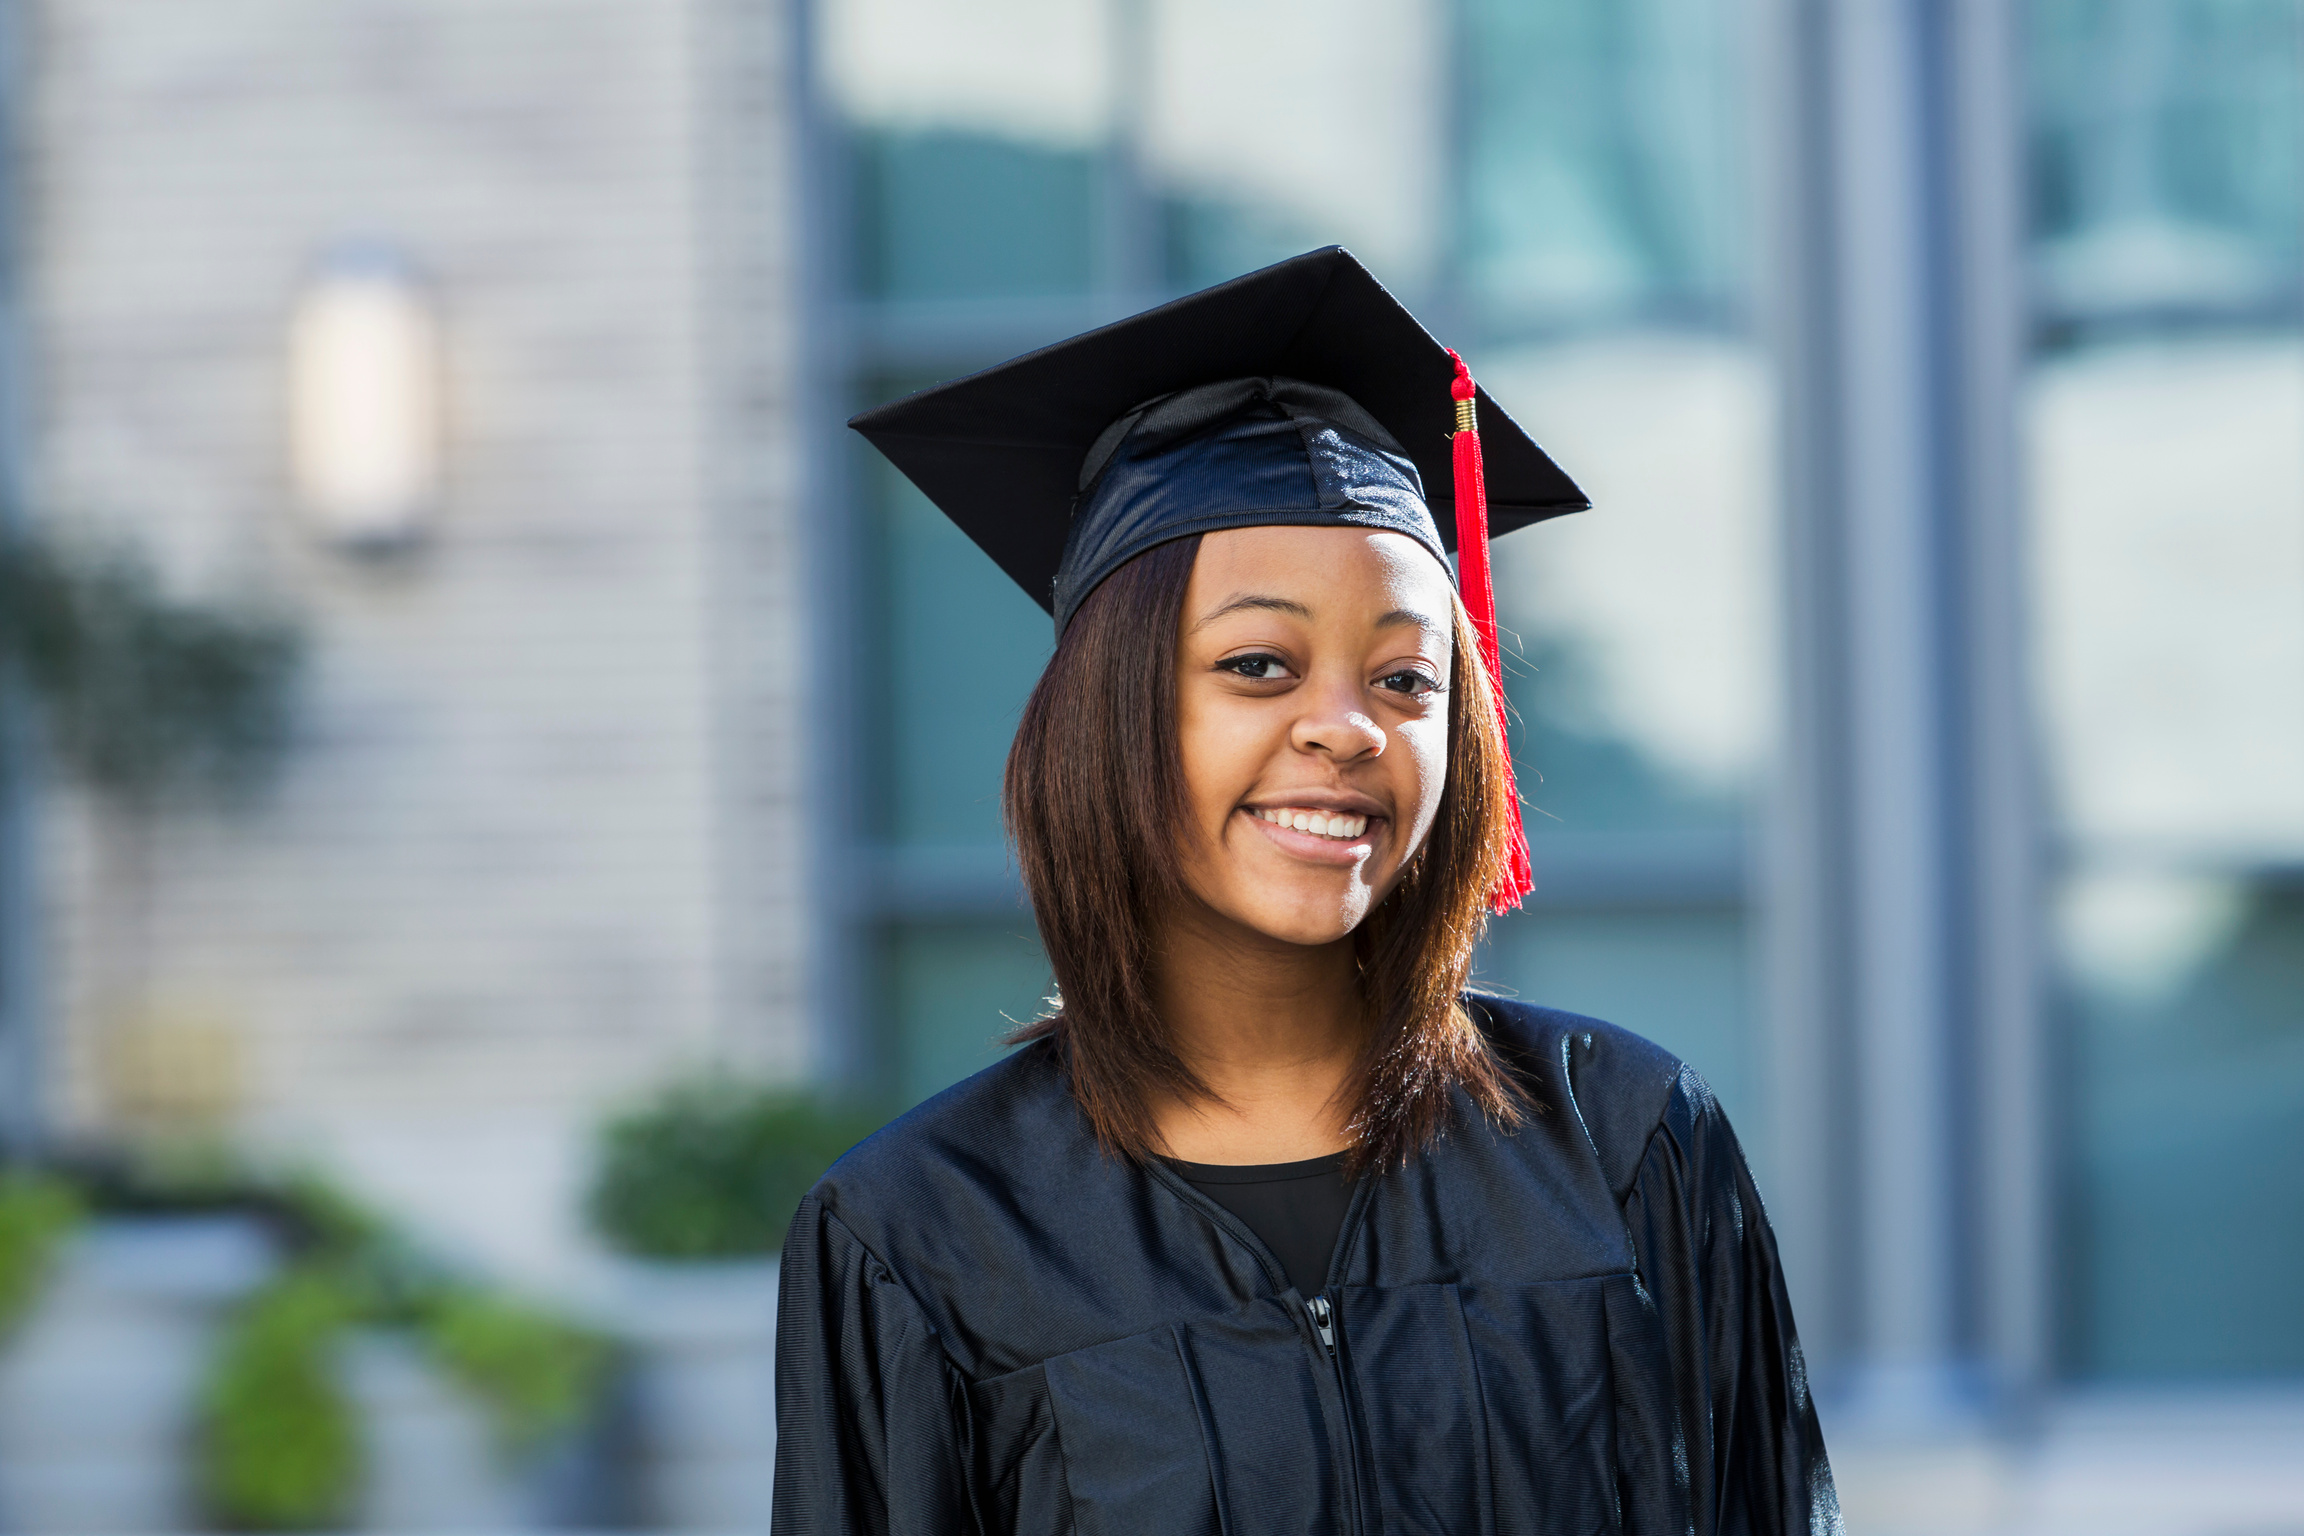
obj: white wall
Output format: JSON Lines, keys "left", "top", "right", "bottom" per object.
{"left": 23, "top": 0, "right": 807, "bottom": 1280}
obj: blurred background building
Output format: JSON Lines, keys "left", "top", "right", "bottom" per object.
{"left": 0, "top": 0, "right": 2298, "bottom": 1532}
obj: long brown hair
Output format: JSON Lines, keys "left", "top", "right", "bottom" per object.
{"left": 1002, "top": 533, "right": 1525, "bottom": 1171}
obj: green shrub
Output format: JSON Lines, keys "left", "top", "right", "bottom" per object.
{"left": 185, "top": 1167, "right": 610, "bottom": 1493}
{"left": 0, "top": 1170, "right": 84, "bottom": 1339}
{"left": 422, "top": 1288, "right": 613, "bottom": 1459}
{"left": 587, "top": 1081, "right": 882, "bottom": 1259}
{"left": 272, "top": 1173, "right": 450, "bottom": 1327}
{"left": 197, "top": 1269, "right": 360, "bottom": 1532}
{"left": 8, "top": 1156, "right": 616, "bottom": 1520}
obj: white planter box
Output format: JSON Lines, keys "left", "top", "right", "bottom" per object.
{"left": 341, "top": 1327, "right": 614, "bottom": 1532}
{"left": 605, "top": 1257, "right": 779, "bottom": 1531}
{"left": 0, "top": 1215, "right": 273, "bottom": 1533}
{"left": 344, "top": 1328, "right": 529, "bottom": 1531}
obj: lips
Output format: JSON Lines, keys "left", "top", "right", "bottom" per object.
{"left": 1236, "top": 792, "right": 1384, "bottom": 866}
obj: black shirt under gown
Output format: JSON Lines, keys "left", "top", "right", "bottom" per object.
{"left": 772, "top": 996, "right": 1842, "bottom": 1536}
{"left": 1164, "top": 1152, "right": 1356, "bottom": 1298}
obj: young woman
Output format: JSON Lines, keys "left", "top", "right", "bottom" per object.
{"left": 775, "top": 249, "right": 1838, "bottom": 1536}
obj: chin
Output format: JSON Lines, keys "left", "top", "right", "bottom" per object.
{"left": 1230, "top": 887, "right": 1376, "bottom": 948}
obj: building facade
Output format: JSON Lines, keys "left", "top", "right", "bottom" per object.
{"left": 15, "top": 0, "right": 809, "bottom": 1277}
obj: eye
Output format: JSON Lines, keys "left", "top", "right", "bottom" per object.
{"left": 1218, "top": 652, "right": 1295, "bottom": 682}
{"left": 1375, "top": 667, "right": 1444, "bottom": 698}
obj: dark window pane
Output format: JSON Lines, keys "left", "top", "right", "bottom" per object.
{"left": 1463, "top": 0, "right": 1746, "bottom": 328}
{"left": 2026, "top": 327, "right": 2304, "bottom": 1381}
{"left": 853, "top": 128, "right": 1098, "bottom": 301}
{"left": 1479, "top": 907, "right": 1761, "bottom": 1171}
{"left": 2025, "top": 0, "right": 2303, "bottom": 326}
{"left": 2061, "top": 880, "right": 2304, "bottom": 1377}
{"left": 1161, "top": 192, "right": 1327, "bottom": 293}
{"left": 860, "top": 443, "right": 1051, "bottom": 846}
{"left": 877, "top": 921, "right": 1050, "bottom": 1105}
{"left": 1505, "top": 635, "right": 1743, "bottom": 835}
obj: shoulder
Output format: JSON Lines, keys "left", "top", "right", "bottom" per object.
{"left": 804, "top": 1038, "right": 1111, "bottom": 1264}
{"left": 1464, "top": 992, "right": 1692, "bottom": 1201}
{"left": 816, "top": 1038, "right": 1079, "bottom": 1208}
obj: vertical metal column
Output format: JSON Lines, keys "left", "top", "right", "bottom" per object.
{"left": 1944, "top": 0, "right": 2048, "bottom": 1412}
{"left": 1757, "top": 0, "right": 2043, "bottom": 1421}
{"left": 0, "top": 0, "right": 39, "bottom": 1153}
{"left": 1837, "top": 0, "right": 1962, "bottom": 1416}
{"left": 1754, "top": 0, "right": 1859, "bottom": 1375}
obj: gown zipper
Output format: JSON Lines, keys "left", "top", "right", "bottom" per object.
{"left": 1143, "top": 1161, "right": 1372, "bottom": 1535}
{"left": 1308, "top": 1293, "right": 1336, "bottom": 1353}
{"left": 1307, "top": 1292, "right": 1364, "bottom": 1534}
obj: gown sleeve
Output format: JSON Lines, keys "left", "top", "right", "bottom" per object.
{"left": 772, "top": 1193, "right": 977, "bottom": 1536}
{"left": 1618, "top": 1066, "right": 1843, "bottom": 1536}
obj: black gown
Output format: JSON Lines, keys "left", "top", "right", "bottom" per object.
{"left": 772, "top": 996, "right": 1841, "bottom": 1536}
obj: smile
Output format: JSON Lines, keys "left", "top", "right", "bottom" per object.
{"left": 1251, "top": 806, "right": 1370, "bottom": 841}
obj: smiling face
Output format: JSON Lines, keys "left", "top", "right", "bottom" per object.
{"left": 1172, "top": 524, "right": 1458, "bottom": 948}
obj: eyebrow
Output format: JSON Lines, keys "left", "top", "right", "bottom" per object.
{"left": 1189, "top": 593, "right": 1312, "bottom": 631}
{"left": 1189, "top": 594, "right": 1441, "bottom": 634}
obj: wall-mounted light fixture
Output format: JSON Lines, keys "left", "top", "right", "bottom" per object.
{"left": 288, "top": 243, "right": 443, "bottom": 550}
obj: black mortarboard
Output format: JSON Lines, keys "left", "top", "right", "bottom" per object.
{"left": 847, "top": 246, "right": 1589, "bottom": 634}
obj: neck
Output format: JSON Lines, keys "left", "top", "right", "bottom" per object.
{"left": 1146, "top": 898, "right": 1366, "bottom": 1165}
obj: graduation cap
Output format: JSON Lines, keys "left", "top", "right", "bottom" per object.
{"left": 850, "top": 246, "right": 1590, "bottom": 909}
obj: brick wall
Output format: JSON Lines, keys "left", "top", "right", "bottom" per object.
{"left": 22, "top": 0, "right": 807, "bottom": 1277}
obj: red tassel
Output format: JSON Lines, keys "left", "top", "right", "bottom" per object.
{"left": 1447, "top": 350, "right": 1534, "bottom": 912}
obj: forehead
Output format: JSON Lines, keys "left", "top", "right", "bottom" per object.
{"left": 1185, "top": 525, "right": 1454, "bottom": 619}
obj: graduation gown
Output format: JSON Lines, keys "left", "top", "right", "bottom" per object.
{"left": 772, "top": 997, "right": 1841, "bottom": 1536}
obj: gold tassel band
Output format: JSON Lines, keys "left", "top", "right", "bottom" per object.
{"left": 1454, "top": 396, "right": 1477, "bottom": 434}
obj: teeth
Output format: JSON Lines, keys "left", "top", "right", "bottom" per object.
{"left": 1255, "top": 808, "right": 1369, "bottom": 840}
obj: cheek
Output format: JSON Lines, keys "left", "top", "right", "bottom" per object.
{"left": 1176, "top": 692, "right": 1259, "bottom": 825}
{"left": 1394, "top": 717, "right": 1451, "bottom": 828}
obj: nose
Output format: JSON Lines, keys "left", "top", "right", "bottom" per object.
{"left": 1291, "top": 675, "right": 1386, "bottom": 762}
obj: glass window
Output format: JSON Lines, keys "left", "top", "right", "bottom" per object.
{"left": 1483, "top": 906, "right": 1756, "bottom": 1126}
{"left": 1145, "top": 0, "right": 1444, "bottom": 290}
{"left": 1461, "top": 0, "right": 1748, "bottom": 328}
{"left": 1460, "top": 0, "right": 1771, "bottom": 1141}
{"left": 1484, "top": 336, "right": 1775, "bottom": 838}
{"left": 2031, "top": 342, "right": 2304, "bottom": 1377}
{"left": 877, "top": 921, "right": 1054, "bottom": 1107}
{"left": 825, "top": 0, "right": 1113, "bottom": 300}
{"left": 857, "top": 405, "right": 1052, "bottom": 848}
{"left": 852, "top": 370, "right": 1054, "bottom": 1098}
{"left": 2030, "top": 340, "right": 2304, "bottom": 857}
{"left": 2028, "top": 0, "right": 2301, "bottom": 329}
{"left": 2055, "top": 873, "right": 2304, "bottom": 1376}
{"left": 853, "top": 135, "right": 1099, "bottom": 302}
{"left": 2024, "top": 0, "right": 2304, "bottom": 1378}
